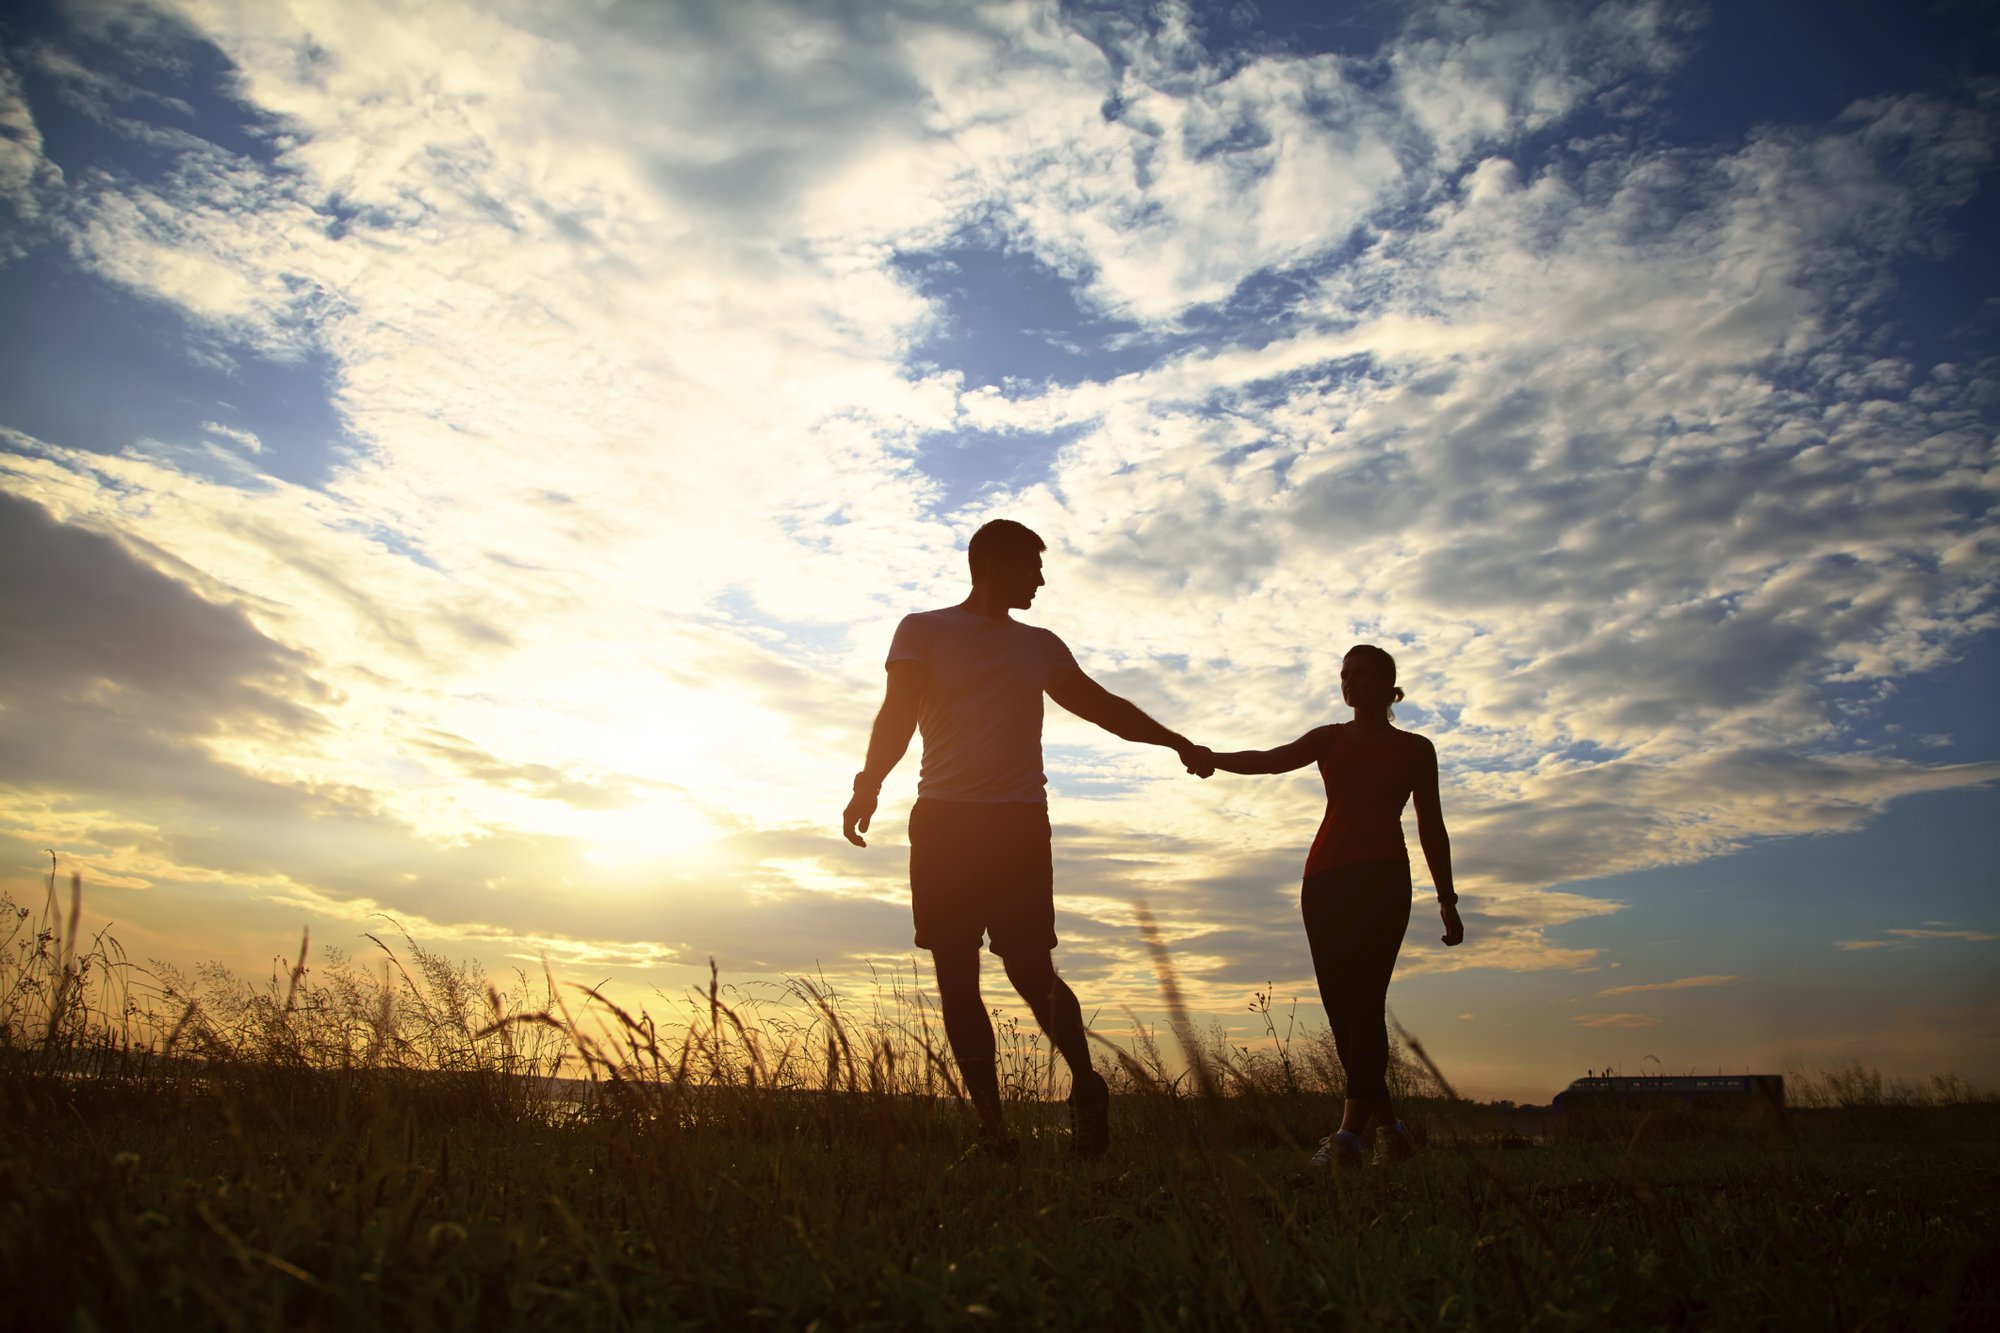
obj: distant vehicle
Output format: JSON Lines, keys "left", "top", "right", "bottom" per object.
{"left": 1553, "top": 1073, "right": 1785, "bottom": 1113}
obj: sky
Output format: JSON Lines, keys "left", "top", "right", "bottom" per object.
{"left": 0, "top": 0, "right": 1995, "bottom": 1103}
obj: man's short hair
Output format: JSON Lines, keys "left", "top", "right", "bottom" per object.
{"left": 967, "top": 519, "right": 1047, "bottom": 581}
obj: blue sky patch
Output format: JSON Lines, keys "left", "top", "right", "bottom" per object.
{"left": 912, "top": 423, "right": 1094, "bottom": 517}
{"left": 0, "top": 256, "right": 346, "bottom": 489}
{"left": 894, "top": 232, "right": 1154, "bottom": 389}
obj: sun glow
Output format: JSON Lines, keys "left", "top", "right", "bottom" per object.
{"left": 576, "top": 799, "right": 718, "bottom": 871}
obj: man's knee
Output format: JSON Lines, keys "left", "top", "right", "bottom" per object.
{"left": 1001, "top": 948, "right": 1057, "bottom": 992}
{"left": 1007, "top": 953, "right": 1082, "bottom": 1025}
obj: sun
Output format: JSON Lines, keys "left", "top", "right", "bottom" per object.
{"left": 577, "top": 799, "right": 718, "bottom": 871}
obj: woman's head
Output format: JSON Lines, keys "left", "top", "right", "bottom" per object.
{"left": 1341, "top": 644, "right": 1405, "bottom": 719}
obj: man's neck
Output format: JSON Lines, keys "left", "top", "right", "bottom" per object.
{"left": 958, "top": 587, "right": 1014, "bottom": 619}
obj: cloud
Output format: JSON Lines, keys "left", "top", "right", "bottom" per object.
{"left": 966, "top": 0, "right": 1694, "bottom": 323}
{"left": 1598, "top": 974, "right": 1739, "bottom": 996}
{"left": 1573, "top": 1012, "right": 1661, "bottom": 1028}
{"left": 1887, "top": 928, "right": 1997, "bottom": 942}
{"left": 200, "top": 421, "right": 263, "bottom": 454}
{"left": 410, "top": 731, "right": 670, "bottom": 813}
{"left": 0, "top": 52, "right": 66, "bottom": 259}
{"left": 1836, "top": 926, "right": 1997, "bottom": 950}
{"left": 0, "top": 487, "right": 327, "bottom": 742}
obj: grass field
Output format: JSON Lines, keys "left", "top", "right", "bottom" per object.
{"left": 4, "top": 876, "right": 1996, "bottom": 1331}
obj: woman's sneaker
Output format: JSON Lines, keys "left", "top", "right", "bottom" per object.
{"left": 967, "top": 1133, "right": 1020, "bottom": 1162}
{"left": 1311, "top": 1130, "right": 1366, "bottom": 1169}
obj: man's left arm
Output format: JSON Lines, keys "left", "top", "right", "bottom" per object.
{"left": 1046, "top": 666, "right": 1206, "bottom": 774}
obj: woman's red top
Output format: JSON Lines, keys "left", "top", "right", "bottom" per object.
{"left": 1304, "top": 724, "right": 1423, "bottom": 876}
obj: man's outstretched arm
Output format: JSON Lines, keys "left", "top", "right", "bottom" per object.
{"left": 843, "top": 660, "right": 926, "bottom": 847}
{"left": 1045, "top": 667, "right": 1205, "bottom": 772}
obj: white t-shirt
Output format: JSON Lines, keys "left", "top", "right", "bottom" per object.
{"left": 886, "top": 606, "right": 1081, "bottom": 804}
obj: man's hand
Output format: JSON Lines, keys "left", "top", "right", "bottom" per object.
{"left": 1440, "top": 901, "right": 1464, "bottom": 947}
{"left": 1180, "top": 744, "right": 1216, "bottom": 779}
{"left": 843, "top": 788, "right": 877, "bottom": 848}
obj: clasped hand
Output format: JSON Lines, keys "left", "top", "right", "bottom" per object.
{"left": 1180, "top": 744, "right": 1216, "bottom": 779}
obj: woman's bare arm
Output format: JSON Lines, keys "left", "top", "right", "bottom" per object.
{"left": 1204, "top": 727, "right": 1332, "bottom": 776}
{"left": 1411, "top": 737, "right": 1463, "bottom": 945}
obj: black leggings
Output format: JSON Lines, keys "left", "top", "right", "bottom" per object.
{"left": 1302, "top": 859, "right": 1412, "bottom": 1104}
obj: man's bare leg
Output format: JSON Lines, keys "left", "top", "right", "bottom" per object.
{"left": 931, "top": 945, "right": 1007, "bottom": 1140}
{"left": 1003, "top": 948, "right": 1109, "bottom": 1157}
{"left": 1000, "top": 949, "right": 1093, "bottom": 1080}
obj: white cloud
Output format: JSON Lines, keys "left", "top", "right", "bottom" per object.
{"left": 200, "top": 421, "right": 262, "bottom": 453}
{"left": 1888, "top": 928, "right": 1997, "bottom": 941}
{"left": 0, "top": 56, "right": 65, "bottom": 259}
{"left": 1573, "top": 1012, "right": 1660, "bottom": 1028}
{"left": 1836, "top": 927, "right": 1997, "bottom": 950}
{"left": 1598, "top": 973, "right": 1738, "bottom": 996}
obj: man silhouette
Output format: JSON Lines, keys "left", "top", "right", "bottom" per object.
{"left": 842, "top": 519, "right": 1205, "bottom": 1158}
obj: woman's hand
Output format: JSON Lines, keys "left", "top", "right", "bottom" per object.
{"left": 1439, "top": 901, "right": 1464, "bottom": 947}
{"left": 1181, "top": 744, "right": 1216, "bottom": 778}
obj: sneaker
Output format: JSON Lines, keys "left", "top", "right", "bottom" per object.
{"left": 1375, "top": 1121, "right": 1416, "bottom": 1167}
{"left": 1311, "top": 1130, "right": 1366, "bottom": 1169}
{"left": 966, "top": 1133, "right": 1020, "bottom": 1162}
{"left": 1069, "top": 1069, "right": 1110, "bottom": 1160}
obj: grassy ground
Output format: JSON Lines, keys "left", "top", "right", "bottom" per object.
{"left": 7, "top": 1079, "right": 1996, "bottom": 1331}
{"left": 4, "top": 880, "right": 1996, "bottom": 1330}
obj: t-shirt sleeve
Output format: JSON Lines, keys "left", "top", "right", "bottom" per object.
{"left": 1041, "top": 629, "right": 1082, "bottom": 686}
{"left": 886, "top": 613, "right": 926, "bottom": 668}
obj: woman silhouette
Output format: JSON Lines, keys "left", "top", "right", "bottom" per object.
{"left": 1193, "top": 644, "right": 1462, "bottom": 1167}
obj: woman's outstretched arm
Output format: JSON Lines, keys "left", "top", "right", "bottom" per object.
{"left": 1411, "top": 737, "right": 1463, "bottom": 946}
{"left": 1202, "top": 727, "right": 1332, "bottom": 776}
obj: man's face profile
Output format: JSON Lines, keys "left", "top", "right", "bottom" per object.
{"left": 990, "top": 551, "right": 1044, "bottom": 611}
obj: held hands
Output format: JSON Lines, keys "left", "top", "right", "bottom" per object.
{"left": 1439, "top": 900, "right": 1464, "bottom": 947}
{"left": 1179, "top": 743, "right": 1216, "bottom": 779}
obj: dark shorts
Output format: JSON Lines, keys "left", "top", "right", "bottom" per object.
{"left": 908, "top": 798, "right": 1056, "bottom": 957}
